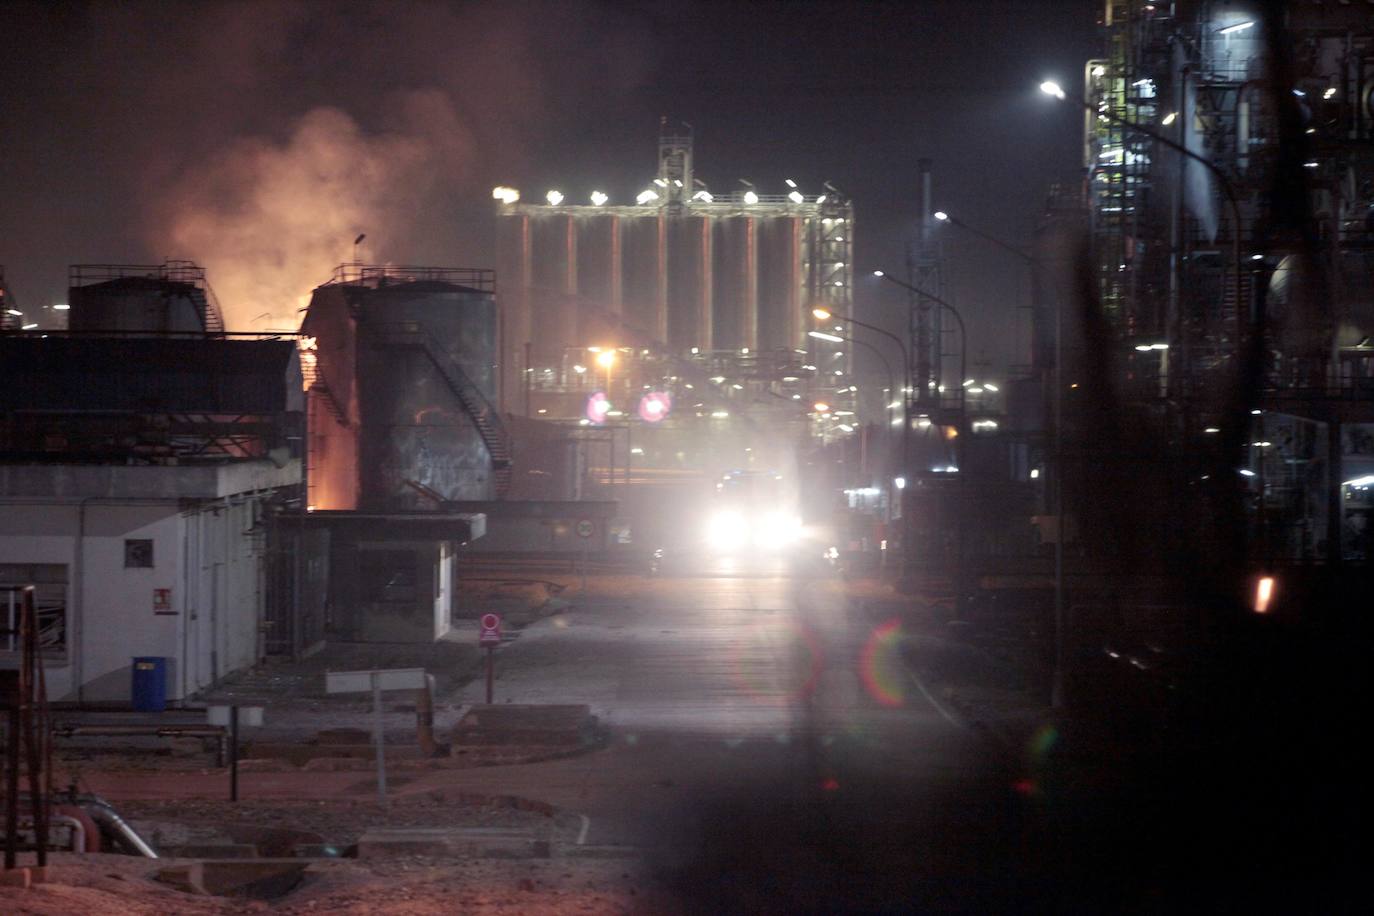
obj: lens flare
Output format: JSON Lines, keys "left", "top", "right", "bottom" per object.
{"left": 859, "top": 618, "right": 907, "bottom": 707}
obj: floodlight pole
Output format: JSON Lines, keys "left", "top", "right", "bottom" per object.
{"left": 813, "top": 311, "right": 912, "bottom": 574}
{"left": 931, "top": 213, "right": 1067, "bottom": 708}
{"left": 874, "top": 272, "right": 968, "bottom": 596}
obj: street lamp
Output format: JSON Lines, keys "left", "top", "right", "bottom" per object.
{"left": 927, "top": 211, "right": 1068, "bottom": 707}
{"left": 871, "top": 270, "right": 971, "bottom": 597}
{"left": 933, "top": 210, "right": 1035, "bottom": 263}
{"left": 811, "top": 324, "right": 902, "bottom": 559}
{"left": 869, "top": 272, "right": 966, "bottom": 402}
{"left": 595, "top": 348, "right": 616, "bottom": 392}
{"left": 813, "top": 303, "right": 913, "bottom": 542}
{"left": 810, "top": 328, "right": 898, "bottom": 463}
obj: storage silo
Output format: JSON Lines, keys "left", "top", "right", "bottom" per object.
{"left": 495, "top": 210, "right": 532, "bottom": 410}
{"left": 574, "top": 212, "right": 622, "bottom": 343}
{"left": 529, "top": 214, "right": 578, "bottom": 361}
{"left": 757, "top": 215, "right": 803, "bottom": 352}
{"left": 621, "top": 211, "right": 667, "bottom": 344}
{"left": 713, "top": 215, "right": 758, "bottom": 351}
{"left": 666, "top": 214, "right": 712, "bottom": 351}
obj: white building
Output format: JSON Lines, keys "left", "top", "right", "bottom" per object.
{"left": 1, "top": 462, "right": 299, "bottom": 703}
{"left": 1, "top": 323, "right": 303, "bottom": 705}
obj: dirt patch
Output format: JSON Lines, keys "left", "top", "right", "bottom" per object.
{"left": 1, "top": 851, "right": 672, "bottom": 915}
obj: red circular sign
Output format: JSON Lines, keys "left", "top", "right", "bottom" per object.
{"left": 481, "top": 613, "right": 500, "bottom": 630}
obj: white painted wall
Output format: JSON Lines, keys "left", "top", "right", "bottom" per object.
{"left": 435, "top": 541, "right": 455, "bottom": 640}
{"left": 0, "top": 494, "right": 272, "bottom": 704}
{"left": 182, "top": 497, "right": 263, "bottom": 698}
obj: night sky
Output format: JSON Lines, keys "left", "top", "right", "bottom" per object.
{"left": 0, "top": 0, "right": 1097, "bottom": 373}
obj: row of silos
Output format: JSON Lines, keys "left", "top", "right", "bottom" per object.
{"left": 497, "top": 209, "right": 811, "bottom": 370}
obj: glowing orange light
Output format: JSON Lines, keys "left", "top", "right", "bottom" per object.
{"left": 1254, "top": 575, "right": 1275, "bottom": 613}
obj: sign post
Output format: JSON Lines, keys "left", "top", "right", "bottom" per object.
{"left": 371, "top": 672, "right": 385, "bottom": 802}
{"left": 324, "top": 667, "right": 426, "bottom": 806}
{"left": 576, "top": 519, "right": 594, "bottom": 593}
{"left": 208, "top": 705, "right": 264, "bottom": 802}
{"left": 479, "top": 613, "right": 502, "bottom": 704}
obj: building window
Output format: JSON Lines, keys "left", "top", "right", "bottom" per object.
{"left": 0, "top": 564, "right": 68, "bottom": 657}
{"left": 124, "top": 539, "right": 154, "bottom": 568}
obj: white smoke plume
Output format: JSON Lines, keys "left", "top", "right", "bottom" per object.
{"left": 160, "top": 90, "right": 474, "bottom": 331}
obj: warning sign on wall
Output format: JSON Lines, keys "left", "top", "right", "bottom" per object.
{"left": 153, "top": 588, "right": 174, "bottom": 614}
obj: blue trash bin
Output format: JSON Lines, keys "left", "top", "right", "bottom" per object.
{"left": 131, "top": 657, "right": 167, "bottom": 712}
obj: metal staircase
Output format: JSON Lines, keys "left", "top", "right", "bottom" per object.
{"left": 373, "top": 323, "right": 513, "bottom": 498}
{"left": 299, "top": 348, "right": 350, "bottom": 427}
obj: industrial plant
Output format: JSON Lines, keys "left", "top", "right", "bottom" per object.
{"left": 0, "top": 2, "right": 1369, "bottom": 909}
{"left": 1033, "top": 0, "right": 1374, "bottom": 597}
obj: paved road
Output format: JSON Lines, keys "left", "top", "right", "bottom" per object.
{"left": 79, "top": 558, "right": 1360, "bottom": 912}
{"left": 446, "top": 557, "right": 1031, "bottom": 912}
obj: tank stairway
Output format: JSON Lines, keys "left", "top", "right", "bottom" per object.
{"left": 311, "top": 379, "right": 350, "bottom": 428}
{"left": 373, "top": 323, "right": 513, "bottom": 498}
{"left": 300, "top": 350, "right": 350, "bottom": 427}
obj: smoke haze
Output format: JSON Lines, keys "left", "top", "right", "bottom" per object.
{"left": 0, "top": 0, "right": 1097, "bottom": 371}
{"left": 0, "top": 0, "right": 652, "bottom": 328}
{"left": 158, "top": 94, "right": 474, "bottom": 329}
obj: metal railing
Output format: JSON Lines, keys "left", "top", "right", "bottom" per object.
{"left": 68, "top": 260, "right": 225, "bottom": 333}
{"left": 328, "top": 263, "right": 495, "bottom": 292}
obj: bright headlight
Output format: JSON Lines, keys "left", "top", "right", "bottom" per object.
{"left": 755, "top": 512, "right": 801, "bottom": 548}
{"left": 707, "top": 510, "right": 746, "bottom": 550}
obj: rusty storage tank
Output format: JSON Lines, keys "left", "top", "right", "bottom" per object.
{"left": 67, "top": 262, "right": 223, "bottom": 335}
{"left": 304, "top": 266, "right": 506, "bottom": 511}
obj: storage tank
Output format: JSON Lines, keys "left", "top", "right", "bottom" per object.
{"left": 301, "top": 267, "right": 505, "bottom": 512}
{"left": 575, "top": 212, "right": 622, "bottom": 343}
{"left": 666, "top": 214, "right": 712, "bottom": 350}
{"left": 354, "top": 277, "right": 499, "bottom": 510}
{"left": 713, "top": 215, "right": 757, "bottom": 351}
{"left": 621, "top": 213, "right": 667, "bottom": 344}
{"left": 757, "top": 216, "right": 803, "bottom": 352}
{"left": 529, "top": 214, "right": 577, "bottom": 361}
{"left": 495, "top": 212, "right": 532, "bottom": 410}
{"left": 68, "top": 262, "right": 222, "bottom": 334}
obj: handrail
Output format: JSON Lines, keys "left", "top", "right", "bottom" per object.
{"left": 328, "top": 263, "right": 495, "bottom": 291}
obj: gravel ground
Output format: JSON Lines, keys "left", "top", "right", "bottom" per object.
{"left": 1, "top": 852, "right": 668, "bottom": 915}
{"left": 117, "top": 791, "right": 579, "bottom": 852}
{"left": 3, "top": 791, "right": 663, "bottom": 915}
